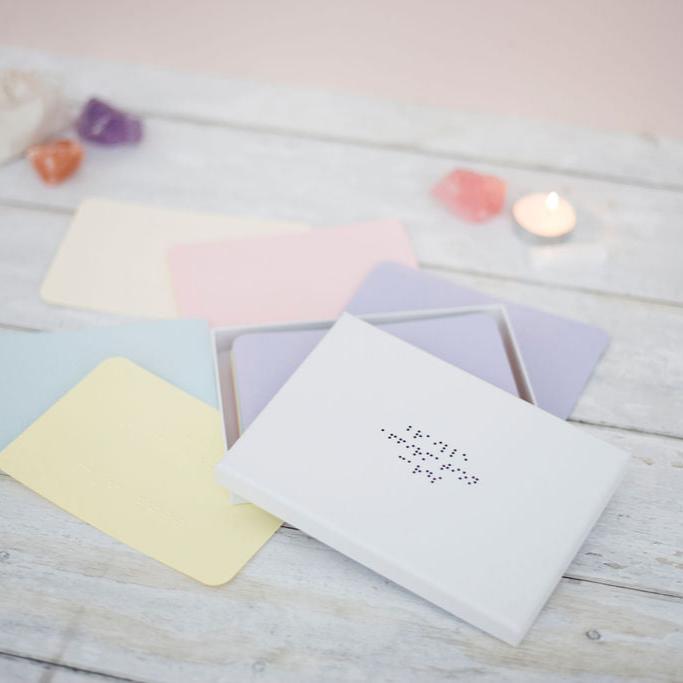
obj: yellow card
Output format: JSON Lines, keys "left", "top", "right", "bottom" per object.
{"left": 0, "top": 357, "right": 280, "bottom": 585}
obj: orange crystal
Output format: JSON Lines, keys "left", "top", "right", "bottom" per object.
{"left": 27, "top": 139, "right": 84, "bottom": 185}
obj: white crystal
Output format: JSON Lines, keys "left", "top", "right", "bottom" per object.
{"left": 0, "top": 70, "right": 72, "bottom": 165}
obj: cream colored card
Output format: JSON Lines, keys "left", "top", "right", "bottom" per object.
{"left": 0, "top": 357, "right": 280, "bottom": 585}
{"left": 40, "top": 198, "right": 309, "bottom": 318}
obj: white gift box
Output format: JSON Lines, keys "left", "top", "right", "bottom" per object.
{"left": 214, "top": 314, "right": 628, "bottom": 645}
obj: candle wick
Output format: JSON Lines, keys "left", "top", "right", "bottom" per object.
{"left": 545, "top": 192, "right": 560, "bottom": 211}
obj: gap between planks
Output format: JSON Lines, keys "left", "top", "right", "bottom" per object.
{"left": 0, "top": 649, "right": 142, "bottom": 683}
{"left": 121, "top": 108, "right": 683, "bottom": 195}
{"left": 567, "top": 417, "right": 683, "bottom": 442}
{"left": 423, "top": 262, "right": 683, "bottom": 311}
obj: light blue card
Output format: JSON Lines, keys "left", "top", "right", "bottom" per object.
{"left": 0, "top": 320, "right": 218, "bottom": 450}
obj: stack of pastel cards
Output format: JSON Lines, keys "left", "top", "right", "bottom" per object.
{"left": 231, "top": 312, "right": 520, "bottom": 430}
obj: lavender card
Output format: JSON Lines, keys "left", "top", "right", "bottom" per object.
{"left": 232, "top": 313, "right": 518, "bottom": 430}
{"left": 345, "top": 263, "right": 608, "bottom": 418}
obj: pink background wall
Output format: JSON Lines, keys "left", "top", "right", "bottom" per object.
{"left": 2, "top": 0, "right": 681, "bottom": 138}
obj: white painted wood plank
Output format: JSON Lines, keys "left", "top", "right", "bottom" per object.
{"left": 435, "top": 269, "right": 683, "bottom": 439}
{"left": 1, "top": 476, "right": 681, "bottom": 683}
{"left": 1, "top": 46, "right": 682, "bottom": 190}
{"left": 0, "top": 116, "right": 681, "bottom": 305}
{"left": 0, "top": 206, "right": 126, "bottom": 330}
{"left": 1, "top": 206, "right": 681, "bottom": 438}
{"left": 566, "top": 424, "right": 683, "bottom": 596}
{"left": 0, "top": 655, "right": 47, "bottom": 683}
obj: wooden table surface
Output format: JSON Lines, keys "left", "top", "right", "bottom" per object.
{"left": 0, "top": 48, "right": 682, "bottom": 683}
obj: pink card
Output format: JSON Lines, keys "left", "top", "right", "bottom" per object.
{"left": 168, "top": 221, "right": 417, "bottom": 326}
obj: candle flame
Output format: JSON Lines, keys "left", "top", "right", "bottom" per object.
{"left": 545, "top": 192, "right": 560, "bottom": 211}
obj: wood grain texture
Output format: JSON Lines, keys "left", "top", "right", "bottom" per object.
{"left": 1, "top": 477, "right": 682, "bottom": 683}
{"left": 438, "top": 270, "right": 683, "bottom": 439}
{"left": 555, "top": 424, "right": 682, "bottom": 597}
{"left": 0, "top": 48, "right": 681, "bottom": 682}
{"left": 2, "top": 46, "right": 683, "bottom": 191}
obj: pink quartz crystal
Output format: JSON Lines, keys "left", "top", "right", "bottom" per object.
{"left": 432, "top": 169, "right": 506, "bottom": 222}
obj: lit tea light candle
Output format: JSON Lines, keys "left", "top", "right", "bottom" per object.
{"left": 512, "top": 191, "right": 576, "bottom": 238}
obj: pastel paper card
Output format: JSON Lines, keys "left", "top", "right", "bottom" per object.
{"left": 0, "top": 358, "right": 280, "bottom": 585}
{"left": 346, "top": 262, "right": 609, "bottom": 419}
{"left": 217, "top": 315, "right": 627, "bottom": 645}
{"left": 0, "top": 320, "right": 218, "bottom": 450}
{"left": 232, "top": 313, "right": 519, "bottom": 430}
{"left": 168, "top": 221, "right": 417, "bottom": 327}
{"left": 40, "top": 198, "right": 309, "bottom": 318}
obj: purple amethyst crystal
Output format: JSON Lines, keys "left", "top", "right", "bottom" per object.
{"left": 76, "top": 98, "right": 143, "bottom": 145}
